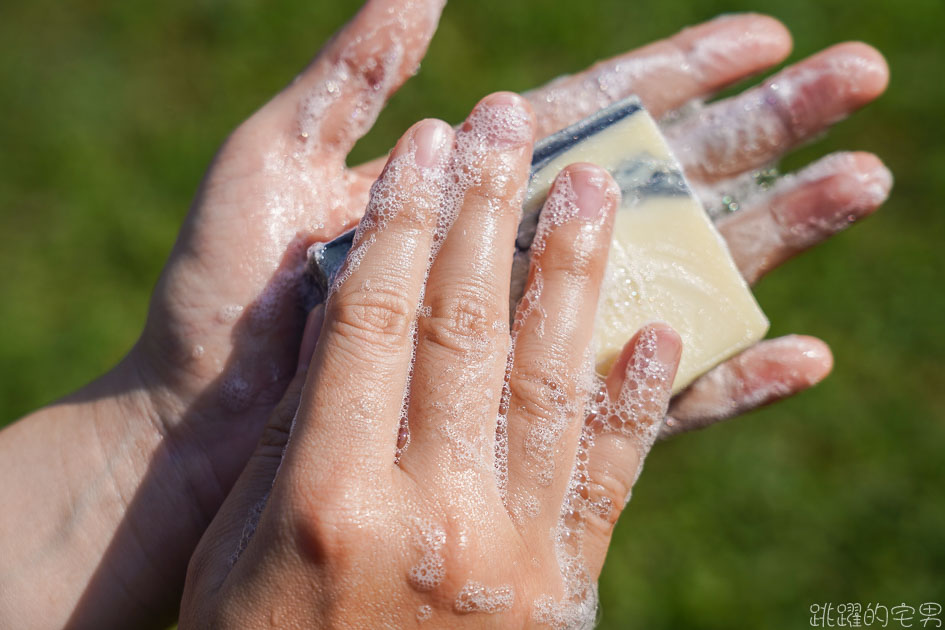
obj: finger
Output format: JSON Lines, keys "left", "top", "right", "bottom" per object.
{"left": 579, "top": 324, "right": 681, "bottom": 577}
{"left": 271, "top": 0, "right": 445, "bottom": 155}
{"left": 293, "top": 118, "right": 453, "bottom": 470}
{"left": 502, "top": 164, "right": 619, "bottom": 522}
{"left": 667, "top": 42, "right": 889, "bottom": 182}
{"left": 525, "top": 14, "right": 792, "bottom": 136}
{"left": 397, "top": 93, "right": 536, "bottom": 479}
{"left": 661, "top": 335, "right": 833, "bottom": 438}
{"left": 718, "top": 152, "right": 893, "bottom": 284}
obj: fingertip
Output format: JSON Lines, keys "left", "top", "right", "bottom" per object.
{"left": 789, "top": 335, "right": 834, "bottom": 385}
{"left": 481, "top": 90, "right": 534, "bottom": 115}
{"left": 691, "top": 13, "right": 793, "bottom": 67}
{"left": 467, "top": 91, "right": 537, "bottom": 146}
{"left": 644, "top": 322, "right": 683, "bottom": 374}
{"left": 605, "top": 322, "right": 682, "bottom": 397}
{"left": 848, "top": 151, "right": 894, "bottom": 198}
{"left": 410, "top": 118, "right": 453, "bottom": 167}
{"left": 739, "top": 13, "right": 794, "bottom": 62}
{"left": 559, "top": 163, "right": 621, "bottom": 221}
{"left": 822, "top": 41, "right": 890, "bottom": 100}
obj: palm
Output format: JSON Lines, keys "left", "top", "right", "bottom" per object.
{"left": 138, "top": 122, "right": 384, "bottom": 487}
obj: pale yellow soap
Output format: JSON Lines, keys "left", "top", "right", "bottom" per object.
{"left": 522, "top": 103, "right": 769, "bottom": 393}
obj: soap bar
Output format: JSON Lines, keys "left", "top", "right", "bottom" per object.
{"left": 305, "top": 97, "right": 769, "bottom": 393}
{"left": 521, "top": 98, "right": 768, "bottom": 393}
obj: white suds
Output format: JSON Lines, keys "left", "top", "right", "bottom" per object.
{"left": 454, "top": 581, "right": 514, "bottom": 614}
{"left": 407, "top": 519, "right": 447, "bottom": 593}
{"left": 217, "top": 304, "right": 244, "bottom": 324}
{"left": 416, "top": 604, "right": 433, "bottom": 623}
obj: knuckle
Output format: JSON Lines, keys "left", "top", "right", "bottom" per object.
{"left": 540, "top": 229, "right": 607, "bottom": 284}
{"left": 284, "top": 479, "right": 379, "bottom": 568}
{"left": 330, "top": 284, "right": 414, "bottom": 346}
{"left": 583, "top": 468, "right": 631, "bottom": 537}
{"left": 422, "top": 288, "right": 504, "bottom": 355}
{"left": 467, "top": 154, "right": 529, "bottom": 204}
{"left": 508, "top": 359, "right": 578, "bottom": 428}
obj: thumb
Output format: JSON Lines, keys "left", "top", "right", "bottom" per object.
{"left": 183, "top": 306, "right": 325, "bottom": 594}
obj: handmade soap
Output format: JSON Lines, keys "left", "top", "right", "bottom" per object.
{"left": 306, "top": 97, "right": 769, "bottom": 394}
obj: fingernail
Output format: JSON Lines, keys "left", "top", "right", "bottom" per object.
{"left": 413, "top": 119, "right": 451, "bottom": 167}
{"left": 649, "top": 322, "right": 683, "bottom": 370}
{"left": 569, "top": 163, "right": 617, "bottom": 220}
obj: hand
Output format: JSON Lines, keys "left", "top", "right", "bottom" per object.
{"left": 532, "top": 18, "right": 893, "bottom": 433}
{"left": 355, "top": 14, "right": 891, "bottom": 435}
{"left": 181, "top": 93, "right": 682, "bottom": 629}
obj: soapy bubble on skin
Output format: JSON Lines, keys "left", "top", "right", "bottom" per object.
{"left": 220, "top": 368, "right": 252, "bottom": 413}
{"left": 363, "top": 100, "right": 531, "bottom": 464}
{"left": 530, "top": 327, "right": 671, "bottom": 628}
{"left": 663, "top": 334, "right": 831, "bottom": 436}
{"left": 408, "top": 518, "right": 447, "bottom": 593}
{"left": 664, "top": 49, "right": 889, "bottom": 189}
{"left": 218, "top": 0, "right": 445, "bottom": 416}
{"left": 454, "top": 581, "right": 515, "bottom": 614}
{"left": 416, "top": 604, "right": 433, "bottom": 623}
{"left": 526, "top": 14, "right": 789, "bottom": 136}
{"left": 500, "top": 172, "right": 624, "bottom": 627}
{"left": 712, "top": 152, "right": 892, "bottom": 283}
{"left": 218, "top": 304, "right": 244, "bottom": 324}
{"left": 762, "top": 152, "right": 892, "bottom": 243}
{"left": 514, "top": 187, "right": 672, "bottom": 625}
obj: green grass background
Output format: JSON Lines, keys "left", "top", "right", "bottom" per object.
{"left": 1, "top": 0, "right": 942, "bottom": 627}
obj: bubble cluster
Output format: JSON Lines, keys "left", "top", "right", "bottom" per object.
{"left": 407, "top": 519, "right": 447, "bottom": 593}
{"left": 416, "top": 604, "right": 433, "bottom": 623}
{"left": 454, "top": 581, "right": 514, "bottom": 614}
{"left": 508, "top": 172, "right": 672, "bottom": 627}
{"left": 525, "top": 14, "right": 787, "bottom": 136}
{"left": 217, "top": 303, "right": 244, "bottom": 324}
{"left": 665, "top": 49, "right": 889, "bottom": 217}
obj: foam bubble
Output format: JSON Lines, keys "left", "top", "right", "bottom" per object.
{"left": 220, "top": 368, "right": 252, "bottom": 412}
{"left": 218, "top": 304, "right": 244, "bottom": 324}
{"left": 454, "top": 581, "right": 514, "bottom": 614}
{"left": 416, "top": 604, "right": 433, "bottom": 623}
{"left": 408, "top": 519, "right": 447, "bottom": 593}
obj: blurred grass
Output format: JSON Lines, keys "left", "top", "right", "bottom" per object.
{"left": 1, "top": 0, "right": 943, "bottom": 627}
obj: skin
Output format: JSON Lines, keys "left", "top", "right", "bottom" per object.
{"left": 180, "top": 100, "right": 684, "bottom": 628}
{"left": 0, "top": 1, "right": 891, "bottom": 627}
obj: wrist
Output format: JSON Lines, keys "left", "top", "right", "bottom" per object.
{"left": 3, "top": 349, "right": 225, "bottom": 628}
